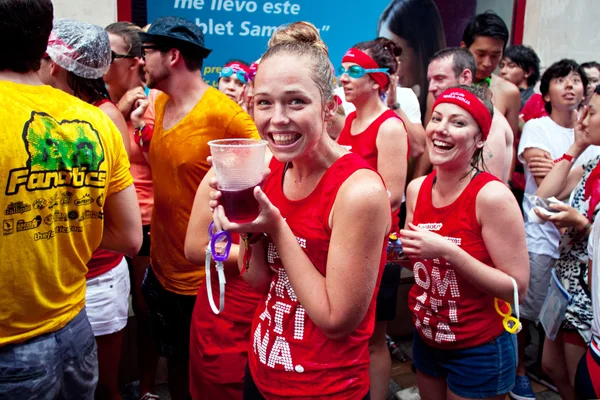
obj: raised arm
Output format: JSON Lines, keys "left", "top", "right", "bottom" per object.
{"left": 483, "top": 113, "right": 508, "bottom": 182}
{"left": 537, "top": 108, "right": 592, "bottom": 199}
{"left": 185, "top": 168, "right": 240, "bottom": 269}
{"left": 390, "top": 106, "right": 425, "bottom": 158}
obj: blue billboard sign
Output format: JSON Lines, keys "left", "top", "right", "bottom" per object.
{"left": 146, "top": 0, "right": 390, "bottom": 87}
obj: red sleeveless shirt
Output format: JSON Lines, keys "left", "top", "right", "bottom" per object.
{"left": 337, "top": 109, "right": 407, "bottom": 232}
{"left": 409, "top": 170, "right": 505, "bottom": 349}
{"left": 248, "top": 153, "right": 386, "bottom": 399}
{"left": 86, "top": 99, "right": 124, "bottom": 279}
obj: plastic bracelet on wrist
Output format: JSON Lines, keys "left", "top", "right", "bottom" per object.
{"left": 554, "top": 153, "right": 575, "bottom": 164}
{"left": 389, "top": 103, "right": 401, "bottom": 110}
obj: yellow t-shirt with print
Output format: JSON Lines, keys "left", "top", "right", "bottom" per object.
{"left": 0, "top": 82, "right": 133, "bottom": 346}
{"left": 150, "top": 87, "right": 259, "bottom": 295}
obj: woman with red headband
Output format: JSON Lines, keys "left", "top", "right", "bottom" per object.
{"left": 218, "top": 60, "right": 251, "bottom": 103}
{"left": 399, "top": 85, "right": 529, "bottom": 400}
{"left": 336, "top": 38, "right": 408, "bottom": 400}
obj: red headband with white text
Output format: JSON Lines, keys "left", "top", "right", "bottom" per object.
{"left": 341, "top": 47, "right": 389, "bottom": 89}
{"left": 432, "top": 88, "right": 492, "bottom": 140}
{"left": 224, "top": 61, "right": 252, "bottom": 76}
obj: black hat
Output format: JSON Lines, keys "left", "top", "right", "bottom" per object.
{"left": 139, "top": 16, "right": 212, "bottom": 58}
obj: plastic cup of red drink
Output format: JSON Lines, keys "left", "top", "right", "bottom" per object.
{"left": 208, "top": 138, "right": 268, "bottom": 223}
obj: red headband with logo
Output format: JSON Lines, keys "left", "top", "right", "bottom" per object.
{"left": 341, "top": 47, "right": 389, "bottom": 89}
{"left": 224, "top": 61, "right": 252, "bottom": 76}
{"left": 432, "top": 88, "right": 492, "bottom": 140}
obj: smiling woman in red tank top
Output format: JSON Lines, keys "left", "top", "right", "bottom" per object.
{"left": 399, "top": 85, "right": 529, "bottom": 400}
{"left": 208, "top": 30, "right": 391, "bottom": 400}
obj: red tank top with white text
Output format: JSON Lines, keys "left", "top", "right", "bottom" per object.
{"left": 337, "top": 109, "right": 406, "bottom": 232}
{"left": 249, "top": 153, "right": 386, "bottom": 399}
{"left": 409, "top": 170, "right": 505, "bottom": 349}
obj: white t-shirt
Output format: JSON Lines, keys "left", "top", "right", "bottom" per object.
{"left": 587, "top": 220, "right": 600, "bottom": 339}
{"left": 334, "top": 86, "right": 422, "bottom": 124}
{"left": 518, "top": 116, "right": 600, "bottom": 258}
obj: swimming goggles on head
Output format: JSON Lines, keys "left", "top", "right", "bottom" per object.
{"left": 205, "top": 221, "right": 232, "bottom": 314}
{"left": 494, "top": 276, "right": 522, "bottom": 334}
{"left": 337, "top": 65, "right": 389, "bottom": 79}
{"left": 220, "top": 67, "right": 249, "bottom": 84}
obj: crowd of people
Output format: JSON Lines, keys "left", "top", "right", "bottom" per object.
{"left": 1, "top": 0, "right": 600, "bottom": 400}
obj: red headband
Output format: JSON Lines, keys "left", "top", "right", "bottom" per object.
{"left": 341, "top": 47, "right": 389, "bottom": 89}
{"left": 432, "top": 88, "right": 492, "bottom": 140}
{"left": 224, "top": 61, "right": 252, "bottom": 76}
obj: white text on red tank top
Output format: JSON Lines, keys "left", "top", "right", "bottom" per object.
{"left": 413, "top": 223, "right": 462, "bottom": 344}
{"left": 254, "top": 236, "right": 308, "bottom": 373}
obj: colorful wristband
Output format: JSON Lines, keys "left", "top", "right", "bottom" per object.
{"left": 554, "top": 153, "right": 575, "bottom": 164}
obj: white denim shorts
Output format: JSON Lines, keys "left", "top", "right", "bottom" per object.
{"left": 85, "top": 257, "right": 130, "bottom": 336}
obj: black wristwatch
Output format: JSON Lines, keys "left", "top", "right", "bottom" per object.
{"left": 389, "top": 103, "right": 401, "bottom": 110}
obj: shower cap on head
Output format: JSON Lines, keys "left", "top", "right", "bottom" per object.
{"left": 46, "top": 19, "right": 111, "bottom": 79}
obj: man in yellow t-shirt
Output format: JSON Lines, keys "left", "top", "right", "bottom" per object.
{"left": 138, "top": 16, "right": 258, "bottom": 399}
{"left": 0, "top": 1, "right": 142, "bottom": 398}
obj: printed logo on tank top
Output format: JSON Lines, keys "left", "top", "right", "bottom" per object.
{"left": 253, "top": 236, "right": 308, "bottom": 373}
{"left": 413, "top": 223, "right": 462, "bottom": 344}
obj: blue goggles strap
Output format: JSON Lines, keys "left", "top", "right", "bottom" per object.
{"left": 337, "top": 65, "right": 390, "bottom": 77}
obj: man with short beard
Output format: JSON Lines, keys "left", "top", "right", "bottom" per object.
{"left": 138, "top": 16, "right": 258, "bottom": 400}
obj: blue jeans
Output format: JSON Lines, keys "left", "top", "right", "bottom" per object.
{"left": 0, "top": 309, "right": 98, "bottom": 400}
{"left": 412, "top": 329, "right": 517, "bottom": 398}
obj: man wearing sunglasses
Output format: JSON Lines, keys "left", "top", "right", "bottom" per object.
{"left": 137, "top": 16, "right": 259, "bottom": 400}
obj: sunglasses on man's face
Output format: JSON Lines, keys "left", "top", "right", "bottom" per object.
{"left": 141, "top": 44, "right": 169, "bottom": 58}
{"left": 111, "top": 50, "right": 136, "bottom": 63}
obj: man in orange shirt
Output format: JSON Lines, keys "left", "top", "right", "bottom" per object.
{"left": 139, "top": 16, "right": 258, "bottom": 400}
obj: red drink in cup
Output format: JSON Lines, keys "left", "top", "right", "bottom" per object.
{"left": 208, "top": 139, "right": 267, "bottom": 223}
{"left": 219, "top": 184, "right": 262, "bottom": 223}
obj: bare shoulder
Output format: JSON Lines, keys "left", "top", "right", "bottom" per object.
{"left": 338, "top": 168, "right": 388, "bottom": 203}
{"left": 379, "top": 116, "right": 407, "bottom": 136}
{"left": 492, "top": 74, "right": 520, "bottom": 96}
{"left": 476, "top": 179, "right": 515, "bottom": 210}
{"left": 406, "top": 175, "right": 427, "bottom": 201}
{"left": 98, "top": 101, "right": 122, "bottom": 122}
{"left": 333, "top": 168, "right": 389, "bottom": 227}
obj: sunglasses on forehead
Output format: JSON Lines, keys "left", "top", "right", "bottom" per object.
{"left": 220, "top": 67, "right": 249, "bottom": 84}
{"left": 337, "top": 65, "right": 389, "bottom": 79}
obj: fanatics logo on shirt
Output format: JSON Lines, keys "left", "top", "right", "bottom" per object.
{"left": 5, "top": 112, "right": 107, "bottom": 196}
